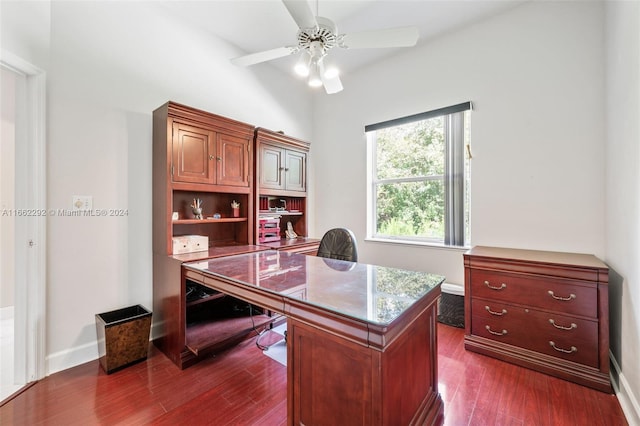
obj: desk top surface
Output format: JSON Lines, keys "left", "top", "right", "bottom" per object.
{"left": 184, "top": 250, "right": 444, "bottom": 326}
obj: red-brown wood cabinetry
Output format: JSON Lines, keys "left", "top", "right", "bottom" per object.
{"left": 171, "top": 119, "right": 250, "bottom": 188}
{"left": 254, "top": 128, "right": 318, "bottom": 253}
{"left": 153, "top": 101, "right": 269, "bottom": 368}
{"left": 257, "top": 138, "right": 306, "bottom": 193}
{"left": 464, "top": 246, "right": 612, "bottom": 393}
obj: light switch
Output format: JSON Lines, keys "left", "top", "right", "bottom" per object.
{"left": 73, "top": 195, "right": 93, "bottom": 211}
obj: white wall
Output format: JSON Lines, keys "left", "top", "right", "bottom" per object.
{"left": 313, "top": 1, "right": 605, "bottom": 283}
{"left": 0, "top": 0, "right": 50, "bottom": 70}
{"left": 6, "top": 1, "right": 312, "bottom": 373}
{"left": 314, "top": 0, "right": 640, "bottom": 421}
{"left": 605, "top": 1, "right": 640, "bottom": 423}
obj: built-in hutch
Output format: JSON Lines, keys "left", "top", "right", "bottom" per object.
{"left": 152, "top": 102, "right": 319, "bottom": 368}
{"left": 254, "top": 127, "right": 319, "bottom": 255}
{"left": 153, "top": 102, "right": 273, "bottom": 368}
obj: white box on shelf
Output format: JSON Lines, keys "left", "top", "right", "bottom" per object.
{"left": 172, "top": 235, "right": 209, "bottom": 254}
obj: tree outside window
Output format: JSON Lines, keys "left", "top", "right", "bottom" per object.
{"left": 366, "top": 103, "right": 471, "bottom": 247}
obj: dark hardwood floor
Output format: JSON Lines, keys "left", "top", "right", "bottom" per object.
{"left": 0, "top": 324, "right": 627, "bottom": 425}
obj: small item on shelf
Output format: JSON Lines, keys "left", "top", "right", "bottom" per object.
{"left": 285, "top": 221, "right": 298, "bottom": 239}
{"left": 258, "top": 217, "right": 281, "bottom": 243}
{"left": 172, "top": 235, "right": 209, "bottom": 254}
{"left": 171, "top": 212, "right": 179, "bottom": 221}
{"left": 231, "top": 200, "right": 240, "bottom": 218}
{"left": 191, "top": 198, "right": 203, "bottom": 219}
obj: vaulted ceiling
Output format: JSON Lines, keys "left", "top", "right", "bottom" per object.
{"left": 159, "top": 1, "right": 525, "bottom": 77}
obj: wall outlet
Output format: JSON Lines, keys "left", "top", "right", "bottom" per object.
{"left": 73, "top": 195, "right": 93, "bottom": 211}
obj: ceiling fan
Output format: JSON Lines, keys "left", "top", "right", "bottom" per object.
{"left": 230, "top": 0, "right": 419, "bottom": 94}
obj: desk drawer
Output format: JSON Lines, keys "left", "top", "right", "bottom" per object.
{"left": 469, "top": 270, "right": 597, "bottom": 317}
{"left": 472, "top": 298, "right": 598, "bottom": 345}
{"left": 471, "top": 298, "right": 598, "bottom": 367}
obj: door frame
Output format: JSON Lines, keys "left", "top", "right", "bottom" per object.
{"left": 1, "top": 49, "right": 46, "bottom": 383}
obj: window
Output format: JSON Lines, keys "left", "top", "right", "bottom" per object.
{"left": 366, "top": 102, "right": 471, "bottom": 247}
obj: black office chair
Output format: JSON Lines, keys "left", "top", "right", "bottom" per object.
{"left": 316, "top": 228, "right": 358, "bottom": 262}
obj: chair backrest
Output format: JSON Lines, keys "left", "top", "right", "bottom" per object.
{"left": 316, "top": 228, "right": 358, "bottom": 262}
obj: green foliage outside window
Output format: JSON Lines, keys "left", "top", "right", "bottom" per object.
{"left": 375, "top": 118, "right": 446, "bottom": 240}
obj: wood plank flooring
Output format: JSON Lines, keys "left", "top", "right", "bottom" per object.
{"left": 0, "top": 324, "right": 628, "bottom": 425}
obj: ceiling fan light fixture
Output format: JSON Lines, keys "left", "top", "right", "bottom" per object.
{"left": 231, "top": 1, "right": 420, "bottom": 95}
{"left": 322, "top": 60, "right": 339, "bottom": 79}
{"left": 294, "top": 52, "right": 310, "bottom": 77}
{"left": 307, "top": 61, "right": 323, "bottom": 87}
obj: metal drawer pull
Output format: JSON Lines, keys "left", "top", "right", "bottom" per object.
{"left": 547, "top": 290, "right": 576, "bottom": 301}
{"left": 485, "top": 325, "right": 507, "bottom": 336}
{"left": 485, "top": 306, "right": 507, "bottom": 316}
{"left": 549, "top": 319, "right": 577, "bottom": 330}
{"left": 549, "top": 341, "right": 577, "bottom": 354}
{"left": 484, "top": 281, "right": 506, "bottom": 290}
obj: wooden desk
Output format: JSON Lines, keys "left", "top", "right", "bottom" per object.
{"left": 183, "top": 251, "right": 445, "bottom": 426}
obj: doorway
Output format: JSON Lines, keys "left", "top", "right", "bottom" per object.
{"left": 0, "top": 52, "right": 46, "bottom": 403}
{"left": 1, "top": 66, "right": 23, "bottom": 401}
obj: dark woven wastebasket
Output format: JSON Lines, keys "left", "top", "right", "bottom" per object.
{"left": 437, "top": 291, "right": 465, "bottom": 328}
{"left": 95, "top": 305, "right": 152, "bottom": 374}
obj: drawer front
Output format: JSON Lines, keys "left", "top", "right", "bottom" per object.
{"left": 472, "top": 298, "right": 598, "bottom": 345}
{"left": 469, "top": 270, "right": 597, "bottom": 317}
{"left": 471, "top": 300, "right": 598, "bottom": 367}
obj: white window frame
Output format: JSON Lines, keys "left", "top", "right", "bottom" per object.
{"left": 365, "top": 102, "right": 471, "bottom": 248}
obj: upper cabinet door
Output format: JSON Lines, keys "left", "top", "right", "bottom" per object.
{"left": 172, "top": 122, "right": 215, "bottom": 184}
{"left": 217, "top": 133, "right": 250, "bottom": 187}
{"left": 285, "top": 150, "right": 306, "bottom": 192}
{"left": 260, "top": 144, "right": 285, "bottom": 190}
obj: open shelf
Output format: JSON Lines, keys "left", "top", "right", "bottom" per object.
{"left": 186, "top": 314, "right": 273, "bottom": 356}
{"left": 258, "top": 210, "right": 303, "bottom": 216}
{"left": 186, "top": 281, "right": 225, "bottom": 307}
{"left": 173, "top": 218, "right": 248, "bottom": 224}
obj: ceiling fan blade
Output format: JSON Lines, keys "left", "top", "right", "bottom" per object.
{"left": 341, "top": 26, "right": 419, "bottom": 49}
{"left": 282, "top": 0, "right": 317, "bottom": 29}
{"left": 231, "top": 46, "right": 297, "bottom": 67}
{"left": 322, "top": 74, "right": 343, "bottom": 94}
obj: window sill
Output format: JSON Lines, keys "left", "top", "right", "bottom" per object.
{"left": 365, "top": 237, "right": 470, "bottom": 252}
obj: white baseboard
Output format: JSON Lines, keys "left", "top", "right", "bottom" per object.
{"left": 611, "top": 351, "right": 640, "bottom": 426}
{"left": 45, "top": 322, "right": 160, "bottom": 376}
{"left": 46, "top": 341, "right": 99, "bottom": 376}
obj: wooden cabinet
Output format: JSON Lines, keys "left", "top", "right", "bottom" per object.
{"left": 254, "top": 128, "right": 316, "bottom": 249}
{"left": 172, "top": 122, "right": 215, "bottom": 184}
{"left": 464, "top": 246, "right": 612, "bottom": 393}
{"left": 216, "top": 132, "right": 250, "bottom": 187}
{"left": 257, "top": 135, "right": 307, "bottom": 194}
{"left": 172, "top": 120, "right": 250, "bottom": 188}
{"left": 154, "top": 102, "right": 255, "bottom": 255}
{"left": 153, "top": 101, "right": 269, "bottom": 368}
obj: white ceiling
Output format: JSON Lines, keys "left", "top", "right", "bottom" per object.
{"left": 160, "top": 0, "right": 525, "bottom": 76}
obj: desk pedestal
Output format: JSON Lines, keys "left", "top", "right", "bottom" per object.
{"left": 287, "top": 300, "right": 443, "bottom": 425}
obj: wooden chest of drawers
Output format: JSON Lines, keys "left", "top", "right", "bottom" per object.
{"left": 464, "top": 246, "right": 612, "bottom": 393}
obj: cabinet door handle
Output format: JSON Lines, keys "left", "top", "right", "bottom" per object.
{"left": 285, "top": 168, "right": 289, "bottom": 171}
{"left": 208, "top": 155, "right": 214, "bottom": 160}
{"left": 216, "top": 156, "right": 222, "bottom": 161}
{"left": 547, "top": 290, "right": 576, "bottom": 301}
{"left": 484, "top": 280, "right": 506, "bottom": 290}
{"left": 549, "top": 341, "right": 577, "bottom": 354}
{"left": 279, "top": 167, "right": 285, "bottom": 170}
{"left": 549, "top": 319, "right": 577, "bottom": 330}
{"left": 485, "top": 325, "right": 507, "bottom": 336}
{"left": 485, "top": 305, "right": 507, "bottom": 316}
